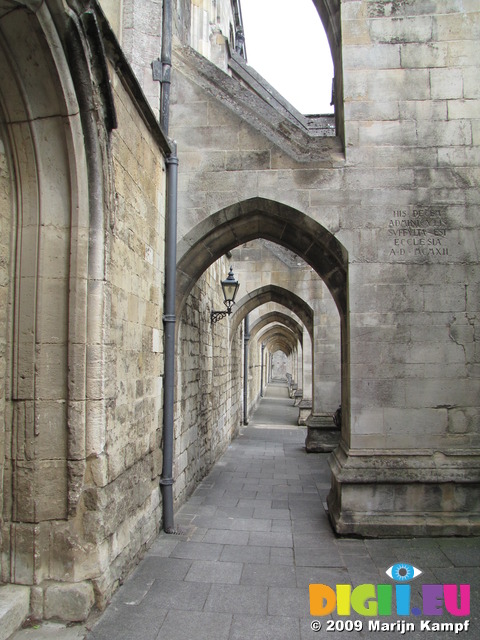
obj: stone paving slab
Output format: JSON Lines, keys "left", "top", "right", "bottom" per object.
{"left": 84, "top": 385, "right": 480, "bottom": 640}
{"left": 8, "top": 383, "right": 480, "bottom": 640}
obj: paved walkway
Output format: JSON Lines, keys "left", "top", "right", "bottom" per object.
{"left": 11, "top": 382, "right": 480, "bottom": 639}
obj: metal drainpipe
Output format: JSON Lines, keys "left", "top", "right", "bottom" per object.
{"left": 161, "top": 148, "right": 178, "bottom": 534}
{"left": 159, "top": 0, "right": 177, "bottom": 533}
{"left": 243, "top": 315, "right": 250, "bottom": 425}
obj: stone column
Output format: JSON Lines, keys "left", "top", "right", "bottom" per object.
{"left": 298, "top": 329, "right": 313, "bottom": 424}
{"left": 306, "top": 298, "right": 342, "bottom": 451}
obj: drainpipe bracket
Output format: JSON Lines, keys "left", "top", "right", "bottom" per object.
{"left": 160, "top": 477, "right": 174, "bottom": 486}
{"left": 166, "top": 151, "right": 179, "bottom": 165}
{"left": 152, "top": 58, "right": 163, "bottom": 81}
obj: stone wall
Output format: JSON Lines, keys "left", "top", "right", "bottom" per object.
{"left": 84, "top": 60, "right": 167, "bottom": 606}
{"left": 341, "top": 0, "right": 479, "bottom": 451}
{"left": 0, "top": 126, "right": 11, "bottom": 559}
{"left": 247, "top": 335, "right": 262, "bottom": 418}
{"left": 1, "top": 1, "right": 479, "bottom": 625}
{"left": 0, "top": 2, "right": 169, "bottom": 618}
{"left": 0, "top": 4, "right": 80, "bottom": 598}
{"left": 121, "top": 0, "right": 163, "bottom": 118}
{"left": 176, "top": 257, "right": 242, "bottom": 505}
{"left": 327, "top": 0, "right": 480, "bottom": 535}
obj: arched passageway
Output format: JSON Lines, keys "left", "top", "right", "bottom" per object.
{"left": 249, "top": 312, "right": 304, "bottom": 345}
{"left": 232, "top": 285, "right": 314, "bottom": 339}
{"left": 175, "top": 197, "right": 348, "bottom": 508}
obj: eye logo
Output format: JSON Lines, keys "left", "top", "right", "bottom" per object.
{"left": 386, "top": 563, "right": 422, "bottom": 582}
{"left": 310, "top": 562, "right": 470, "bottom": 619}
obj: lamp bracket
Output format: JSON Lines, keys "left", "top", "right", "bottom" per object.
{"left": 211, "top": 309, "right": 231, "bottom": 324}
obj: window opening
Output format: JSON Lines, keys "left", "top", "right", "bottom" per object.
{"left": 240, "top": 0, "right": 334, "bottom": 115}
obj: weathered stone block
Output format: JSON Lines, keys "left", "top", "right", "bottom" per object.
{"left": 34, "top": 401, "right": 68, "bottom": 460}
{"left": 36, "top": 461, "right": 68, "bottom": 521}
{"left": 44, "top": 581, "right": 94, "bottom": 622}
{"left": 343, "top": 43, "right": 400, "bottom": 69}
{"left": 463, "top": 66, "right": 480, "bottom": 99}
{"left": 34, "top": 344, "right": 68, "bottom": 400}
{"left": 400, "top": 42, "right": 447, "bottom": 68}
{"left": 434, "top": 12, "right": 480, "bottom": 43}
{"left": 430, "top": 67, "right": 463, "bottom": 100}
{"left": 345, "top": 100, "right": 400, "bottom": 121}
{"left": 369, "top": 15, "right": 433, "bottom": 44}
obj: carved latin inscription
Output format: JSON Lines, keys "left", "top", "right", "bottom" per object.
{"left": 387, "top": 207, "right": 450, "bottom": 260}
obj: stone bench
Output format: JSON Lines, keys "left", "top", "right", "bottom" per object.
{"left": 305, "top": 412, "right": 341, "bottom": 453}
{"left": 293, "top": 389, "right": 303, "bottom": 406}
{"left": 298, "top": 399, "right": 312, "bottom": 425}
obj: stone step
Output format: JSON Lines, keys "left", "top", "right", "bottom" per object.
{"left": 0, "top": 585, "right": 30, "bottom": 640}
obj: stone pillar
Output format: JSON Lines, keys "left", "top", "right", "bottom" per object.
{"left": 306, "top": 297, "right": 342, "bottom": 451}
{"left": 302, "top": 330, "right": 312, "bottom": 400}
{"left": 326, "top": 1, "right": 480, "bottom": 537}
{"left": 298, "top": 330, "right": 312, "bottom": 422}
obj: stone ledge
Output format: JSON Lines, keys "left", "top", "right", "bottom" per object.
{"left": 0, "top": 584, "right": 30, "bottom": 640}
{"left": 328, "top": 502, "right": 480, "bottom": 538}
{"left": 329, "top": 443, "right": 480, "bottom": 483}
{"left": 328, "top": 445, "right": 480, "bottom": 537}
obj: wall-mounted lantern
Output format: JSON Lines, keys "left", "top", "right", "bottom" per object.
{"left": 210, "top": 266, "right": 240, "bottom": 324}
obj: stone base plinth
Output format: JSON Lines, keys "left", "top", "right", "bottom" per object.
{"left": 327, "top": 444, "right": 480, "bottom": 537}
{"left": 298, "top": 400, "right": 312, "bottom": 426}
{"left": 305, "top": 414, "right": 340, "bottom": 452}
{"left": 293, "top": 389, "right": 303, "bottom": 406}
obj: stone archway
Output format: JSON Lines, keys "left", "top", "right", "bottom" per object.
{"left": 176, "top": 197, "right": 349, "bottom": 453}
{"left": 258, "top": 329, "right": 297, "bottom": 386}
{"left": 251, "top": 318, "right": 302, "bottom": 385}
{"left": 232, "top": 285, "right": 314, "bottom": 339}
{"left": 257, "top": 327, "right": 298, "bottom": 362}
{"left": 232, "top": 287, "right": 315, "bottom": 419}
{"left": 249, "top": 312, "right": 304, "bottom": 345}
{"left": 177, "top": 197, "right": 348, "bottom": 317}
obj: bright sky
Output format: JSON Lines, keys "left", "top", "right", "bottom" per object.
{"left": 240, "top": 0, "right": 334, "bottom": 115}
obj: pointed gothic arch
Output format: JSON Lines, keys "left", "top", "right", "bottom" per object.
{"left": 177, "top": 197, "right": 348, "bottom": 318}
{"left": 232, "top": 285, "right": 314, "bottom": 338}
{"left": 256, "top": 325, "right": 298, "bottom": 356}
{"left": 249, "top": 312, "right": 304, "bottom": 345}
